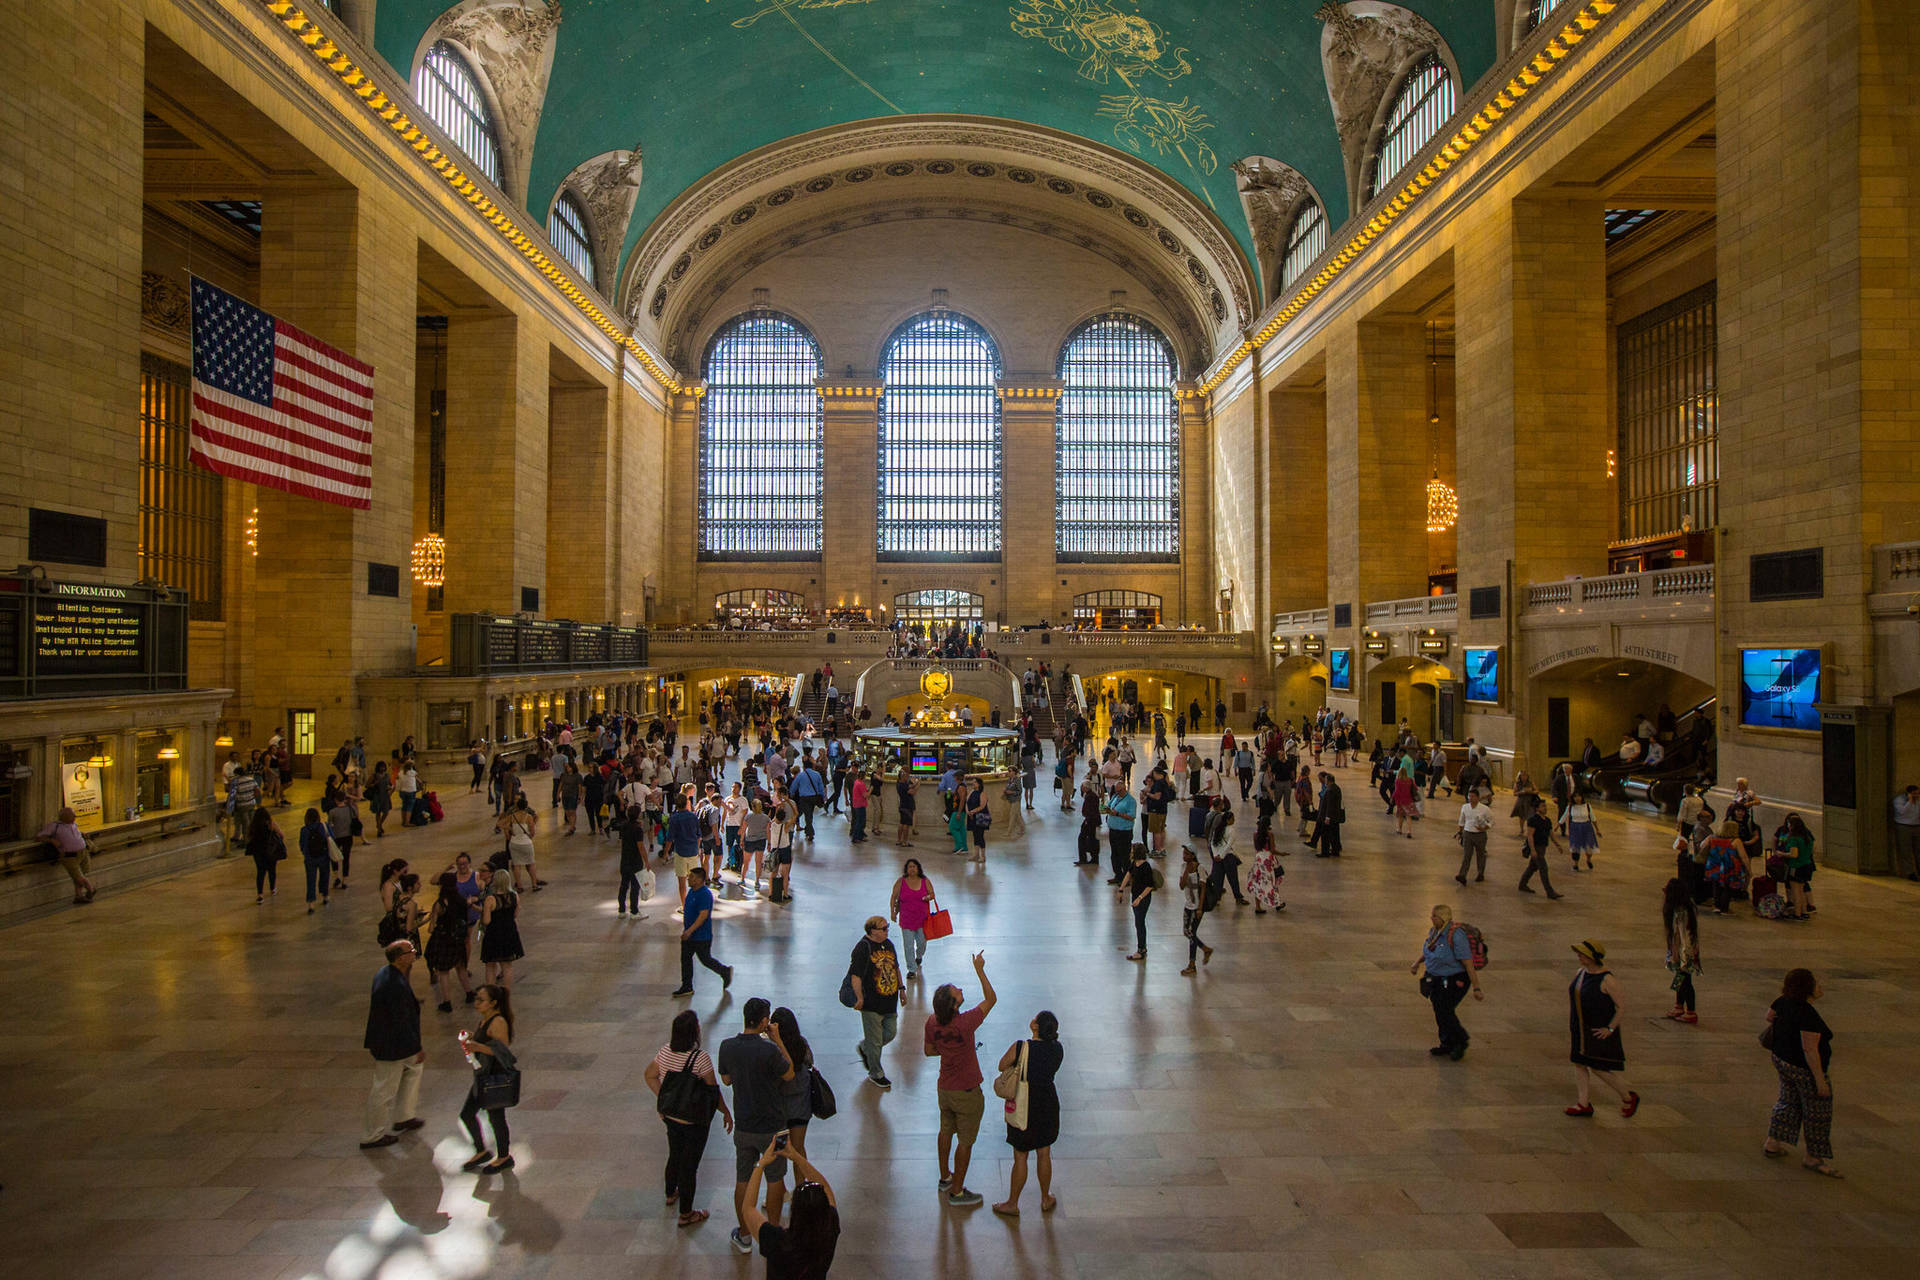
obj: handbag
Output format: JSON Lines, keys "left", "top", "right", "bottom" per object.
{"left": 324, "top": 832, "right": 343, "bottom": 867}
{"left": 808, "top": 1065, "right": 838, "bottom": 1120}
{"left": 637, "top": 868, "right": 656, "bottom": 901}
{"left": 838, "top": 971, "right": 859, "bottom": 1008}
{"left": 655, "top": 1052, "right": 716, "bottom": 1125}
{"left": 1759, "top": 1021, "right": 1777, "bottom": 1052}
{"left": 922, "top": 908, "right": 954, "bottom": 940}
{"left": 999, "top": 1041, "right": 1032, "bottom": 1130}
{"left": 970, "top": 808, "right": 992, "bottom": 832}
{"left": 476, "top": 1066, "right": 522, "bottom": 1110}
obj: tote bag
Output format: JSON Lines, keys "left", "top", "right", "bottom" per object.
{"left": 997, "top": 1041, "right": 1031, "bottom": 1130}
{"left": 922, "top": 909, "right": 954, "bottom": 941}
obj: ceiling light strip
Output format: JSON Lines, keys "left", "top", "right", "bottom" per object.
{"left": 255, "top": 2, "right": 689, "bottom": 395}
{"left": 1197, "top": 0, "right": 1619, "bottom": 398}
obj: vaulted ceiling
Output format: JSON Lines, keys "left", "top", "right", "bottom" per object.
{"left": 373, "top": 0, "right": 1497, "bottom": 287}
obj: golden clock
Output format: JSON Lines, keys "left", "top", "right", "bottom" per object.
{"left": 919, "top": 668, "right": 953, "bottom": 701}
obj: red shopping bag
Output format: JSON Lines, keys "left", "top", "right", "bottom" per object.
{"left": 922, "top": 909, "right": 954, "bottom": 940}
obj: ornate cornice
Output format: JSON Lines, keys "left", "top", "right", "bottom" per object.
{"left": 997, "top": 378, "right": 1066, "bottom": 403}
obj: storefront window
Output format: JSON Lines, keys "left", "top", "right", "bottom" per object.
{"left": 59, "top": 738, "right": 113, "bottom": 830}
{"left": 135, "top": 729, "right": 183, "bottom": 814}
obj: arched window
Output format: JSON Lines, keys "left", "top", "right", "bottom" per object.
{"left": 1527, "top": 0, "right": 1566, "bottom": 32}
{"left": 699, "top": 313, "right": 825, "bottom": 559}
{"left": 1366, "top": 53, "right": 1454, "bottom": 202}
{"left": 1073, "top": 590, "right": 1162, "bottom": 629}
{"left": 548, "top": 191, "right": 596, "bottom": 287}
{"left": 1278, "top": 199, "right": 1328, "bottom": 292}
{"left": 877, "top": 312, "right": 1002, "bottom": 560}
{"left": 414, "top": 42, "right": 501, "bottom": 187}
{"left": 893, "top": 589, "right": 984, "bottom": 630}
{"left": 714, "top": 589, "right": 810, "bottom": 621}
{"left": 1055, "top": 314, "right": 1180, "bottom": 561}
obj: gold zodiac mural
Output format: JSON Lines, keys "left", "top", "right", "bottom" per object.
{"left": 729, "top": 0, "right": 880, "bottom": 30}
{"left": 1010, "top": 1, "right": 1218, "bottom": 179}
{"left": 1097, "top": 92, "right": 1218, "bottom": 175}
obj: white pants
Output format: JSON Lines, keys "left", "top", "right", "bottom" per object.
{"left": 364, "top": 1056, "right": 424, "bottom": 1141}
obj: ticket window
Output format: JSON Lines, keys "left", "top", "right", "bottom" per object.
{"left": 135, "top": 729, "right": 183, "bottom": 814}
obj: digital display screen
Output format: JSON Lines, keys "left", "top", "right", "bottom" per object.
{"left": 1328, "top": 649, "right": 1351, "bottom": 692}
{"left": 909, "top": 751, "right": 940, "bottom": 773}
{"left": 1739, "top": 647, "right": 1821, "bottom": 732}
{"left": 1463, "top": 648, "right": 1500, "bottom": 703}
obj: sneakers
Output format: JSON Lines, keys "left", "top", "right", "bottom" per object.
{"left": 947, "top": 1189, "right": 984, "bottom": 1207}
{"left": 670, "top": 986, "right": 694, "bottom": 997}
{"left": 722, "top": 964, "right": 735, "bottom": 990}
{"left": 870, "top": 1074, "right": 892, "bottom": 1090}
{"left": 730, "top": 1227, "right": 754, "bottom": 1254}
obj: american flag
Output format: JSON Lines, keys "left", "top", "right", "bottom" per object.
{"left": 190, "top": 277, "right": 375, "bottom": 509}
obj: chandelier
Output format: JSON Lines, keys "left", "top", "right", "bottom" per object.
{"left": 1426, "top": 471, "right": 1458, "bottom": 533}
{"left": 411, "top": 533, "right": 447, "bottom": 589}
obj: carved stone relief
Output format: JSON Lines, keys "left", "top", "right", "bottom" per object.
{"left": 141, "top": 271, "right": 191, "bottom": 335}
{"left": 1317, "top": 1, "right": 1448, "bottom": 210}
{"left": 426, "top": 0, "right": 564, "bottom": 204}
{"left": 558, "top": 147, "right": 642, "bottom": 291}
{"left": 1231, "top": 156, "right": 1315, "bottom": 301}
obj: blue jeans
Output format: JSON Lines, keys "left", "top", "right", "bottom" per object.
{"left": 303, "top": 858, "right": 330, "bottom": 904}
{"left": 901, "top": 928, "right": 927, "bottom": 974}
{"left": 860, "top": 1009, "right": 897, "bottom": 1080}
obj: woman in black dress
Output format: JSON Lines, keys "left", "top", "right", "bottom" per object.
{"left": 1566, "top": 939, "right": 1640, "bottom": 1118}
{"left": 993, "top": 1010, "right": 1063, "bottom": 1217}
{"left": 423, "top": 871, "right": 473, "bottom": 1013}
{"left": 479, "top": 866, "right": 524, "bottom": 989}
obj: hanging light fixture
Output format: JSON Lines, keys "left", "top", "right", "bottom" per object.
{"left": 411, "top": 532, "right": 447, "bottom": 589}
{"left": 1424, "top": 321, "right": 1457, "bottom": 533}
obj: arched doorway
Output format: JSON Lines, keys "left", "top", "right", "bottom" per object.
{"left": 1369, "top": 656, "right": 1455, "bottom": 743}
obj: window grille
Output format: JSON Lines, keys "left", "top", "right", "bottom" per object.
{"left": 1617, "top": 284, "right": 1717, "bottom": 539}
{"left": 715, "top": 589, "right": 810, "bottom": 619}
{"left": 893, "top": 589, "right": 984, "bottom": 630}
{"left": 1366, "top": 54, "right": 1454, "bottom": 202}
{"left": 1603, "top": 208, "right": 1662, "bottom": 246}
{"left": 139, "top": 354, "right": 224, "bottom": 620}
{"left": 1073, "top": 589, "right": 1163, "bottom": 628}
{"left": 877, "top": 312, "right": 1003, "bottom": 560}
{"left": 548, "top": 192, "right": 596, "bottom": 286}
{"left": 1055, "top": 314, "right": 1179, "bottom": 561}
{"left": 414, "top": 42, "right": 501, "bottom": 186}
{"left": 1278, "top": 200, "right": 1327, "bottom": 291}
{"left": 200, "top": 201, "right": 262, "bottom": 236}
{"left": 699, "top": 313, "right": 825, "bottom": 559}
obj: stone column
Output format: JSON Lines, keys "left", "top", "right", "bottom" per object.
{"left": 1267, "top": 383, "right": 1328, "bottom": 614}
{"left": 1454, "top": 194, "right": 1612, "bottom": 762}
{"left": 1324, "top": 314, "right": 1429, "bottom": 718}
{"left": 253, "top": 179, "right": 417, "bottom": 749}
{"left": 1175, "top": 383, "right": 1215, "bottom": 626}
{"left": 996, "top": 378, "right": 1064, "bottom": 626}
{"left": 659, "top": 387, "right": 704, "bottom": 624}
{"left": 547, "top": 381, "right": 614, "bottom": 622}
{"left": 444, "top": 311, "right": 547, "bottom": 615}
{"left": 818, "top": 381, "right": 883, "bottom": 615}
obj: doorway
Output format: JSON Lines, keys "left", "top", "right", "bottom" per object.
{"left": 289, "top": 708, "right": 317, "bottom": 779}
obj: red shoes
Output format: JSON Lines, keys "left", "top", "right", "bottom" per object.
{"left": 1621, "top": 1091, "right": 1641, "bottom": 1118}
{"left": 1564, "top": 1104, "right": 1594, "bottom": 1117}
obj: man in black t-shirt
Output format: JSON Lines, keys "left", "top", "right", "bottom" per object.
{"left": 850, "top": 917, "right": 902, "bottom": 1088}
{"left": 718, "top": 998, "right": 796, "bottom": 1255}
{"left": 1518, "top": 796, "right": 1564, "bottom": 899}
{"left": 1119, "top": 844, "right": 1157, "bottom": 961}
{"left": 1142, "top": 767, "right": 1174, "bottom": 856}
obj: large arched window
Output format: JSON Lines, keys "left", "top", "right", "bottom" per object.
{"left": 1055, "top": 314, "right": 1180, "bottom": 561}
{"left": 877, "top": 312, "right": 1002, "bottom": 560}
{"left": 548, "top": 191, "right": 595, "bottom": 287}
{"left": 699, "top": 313, "right": 825, "bottom": 559}
{"left": 1278, "top": 199, "right": 1328, "bottom": 292}
{"left": 893, "top": 589, "right": 984, "bottom": 630}
{"left": 414, "top": 42, "right": 501, "bottom": 187}
{"left": 1366, "top": 53, "right": 1454, "bottom": 202}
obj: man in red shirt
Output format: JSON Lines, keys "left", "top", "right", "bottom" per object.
{"left": 923, "top": 951, "right": 997, "bottom": 1207}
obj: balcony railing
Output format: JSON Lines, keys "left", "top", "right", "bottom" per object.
{"left": 649, "top": 627, "right": 1257, "bottom": 657}
{"left": 1522, "top": 565, "right": 1714, "bottom": 613}
{"left": 1363, "top": 593, "right": 1457, "bottom": 623}
{"left": 1271, "top": 608, "right": 1330, "bottom": 633}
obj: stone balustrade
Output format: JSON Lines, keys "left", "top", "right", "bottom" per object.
{"left": 1522, "top": 564, "right": 1715, "bottom": 612}
{"left": 1362, "top": 592, "right": 1458, "bottom": 623}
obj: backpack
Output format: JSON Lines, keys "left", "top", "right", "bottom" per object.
{"left": 1452, "top": 923, "right": 1489, "bottom": 970}
{"left": 376, "top": 906, "right": 405, "bottom": 947}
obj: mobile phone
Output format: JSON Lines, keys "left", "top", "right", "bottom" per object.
{"left": 773, "top": 1131, "right": 789, "bottom": 1152}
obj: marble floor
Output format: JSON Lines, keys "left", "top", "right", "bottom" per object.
{"left": 3, "top": 742, "right": 1918, "bottom": 1280}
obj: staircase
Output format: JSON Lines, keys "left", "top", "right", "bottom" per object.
{"left": 1024, "top": 673, "right": 1073, "bottom": 742}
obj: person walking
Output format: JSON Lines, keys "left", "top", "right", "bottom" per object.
{"left": 645, "top": 1008, "right": 735, "bottom": 1228}
{"left": 455, "top": 984, "right": 517, "bottom": 1174}
{"left": 925, "top": 951, "right": 997, "bottom": 1208}
{"left": 1776, "top": 812, "right": 1818, "bottom": 921}
{"left": 770, "top": 1007, "right": 815, "bottom": 1158}
{"left": 478, "top": 863, "right": 524, "bottom": 988}
{"left": 849, "top": 916, "right": 902, "bottom": 1088}
{"left": 1561, "top": 790, "right": 1601, "bottom": 871}
{"left": 739, "top": 796, "right": 770, "bottom": 895}
{"left": 1763, "top": 968, "right": 1841, "bottom": 1176}
{"left": 1565, "top": 939, "right": 1639, "bottom": 1118}
{"left": 672, "top": 867, "right": 734, "bottom": 997}
{"left": 890, "top": 859, "right": 938, "bottom": 980}
{"left": 848, "top": 768, "right": 870, "bottom": 844}
{"left": 1178, "top": 847, "right": 1213, "bottom": 976}
{"left": 299, "top": 807, "right": 334, "bottom": 914}
{"left": 719, "top": 998, "right": 796, "bottom": 1255}
{"left": 1411, "top": 905, "right": 1482, "bottom": 1060}
{"left": 498, "top": 797, "right": 543, "bottom": 893}
{"left": 768, "top": 788, "right": 797, "bottom": 904}
{"left": 424, "top": 870, "right": 475, "bottom": 1012}
{"left": 963, "top": 777, "right": 990, "bottom": 864}
{"left": 894, "top": 773, "right": 919, "bottom": 846}
{"left": 1455, "top": 790, "right": 1493, "bottom": 884}
{"left": 1244, "top": 831, "right": 1286, "bottom": 915}
{"left": 1101, "top": 780, "right": 1138, "bottom": 885}
{"left": 992, "top": 1009, "right": 1063, "bottom": 1218}
{"left": 360, "top": 939, "right": 426, "bottom": 1149}
{"left": 1893, "top": 783, "right": 1920, "bottom": 881}
{"left": 327, "top": 792, "right": 358, "bottom": 892}
{"left": 243, "top": 806, "right": 286, "bottom": 903}
{"left": 1391, "top": 763, "right": 1419, "bottom": 839}
{"left": 1662, "top": 878, "right": 1701, "bottom": 1023}
{"left": 1518, "top": 796, "right": 1565, "bottom": 898}
{"left": 616, "top": 804, "right": 652, "bottom": 917}
{"left": 1310, "top": 773, "right": 1344, "bottom": 857}
{"left": 1119, "top": 843, "right": 1157, "bottom": 961}
{"left": 945, "top": 789, "right": 969, "bottom": 857}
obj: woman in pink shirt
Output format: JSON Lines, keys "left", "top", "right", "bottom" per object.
{"left": 848, "top": 769, "right": 870, "bottom": 844}
{"left": 890, "top": 859, "right": 938, "bottom": 979}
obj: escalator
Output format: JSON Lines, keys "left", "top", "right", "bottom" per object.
{"left": 1572, "top": 694, "right": 1717, "bottom": 814}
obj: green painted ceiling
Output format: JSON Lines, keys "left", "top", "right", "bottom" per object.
{"left": 375, "top": 0, "right": 1495, "bottom": 283}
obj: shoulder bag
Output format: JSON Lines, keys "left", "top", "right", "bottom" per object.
{"left": 996, "top": 1040, "right": 1031, "bottom": 1129}
{"left": 808, "top": 1064, "right": 838, "bottom": 1120}
{"left": 656, "top": 1051, "right": 717, "bottom": 1125}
